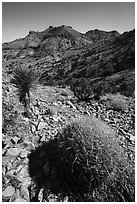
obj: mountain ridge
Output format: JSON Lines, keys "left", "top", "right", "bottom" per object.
{"left": 2, "top": 25, "right": 121, "bottom": 50}
{"left": 2, "top": 25, "right": 135, "bottom": 97}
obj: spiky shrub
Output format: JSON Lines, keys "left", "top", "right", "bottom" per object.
{"left": 28, "top": 116, "right": 135, "bottom": 202}
{"left": 10, "top": 67, "right": 37, "bottom": 109}
{"left": 70, "top": 78, "right": 92, "bottom": 101}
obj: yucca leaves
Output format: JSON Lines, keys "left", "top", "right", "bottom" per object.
{"left": 10, "top": 67, "right": 37, "bottom": 107}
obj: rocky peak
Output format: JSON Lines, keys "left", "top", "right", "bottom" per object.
{"left": 85, "top": 29, "right": 120, "bottom": 42}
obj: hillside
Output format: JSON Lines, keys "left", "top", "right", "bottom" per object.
{"left": 2, "top": 26, "right": 135, "bottom": 97}
{"left": 2, "top": 25, "right": 135, "bottom": 201}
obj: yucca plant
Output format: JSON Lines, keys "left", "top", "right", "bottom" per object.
{"left": 10, "top": 67, "right": 37, "bottom": 109}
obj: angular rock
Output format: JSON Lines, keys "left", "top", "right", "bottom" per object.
{"left": 23, "top": 157, "right": 29, "bottom": 164}
{"left": 52, "top": 116, "right": 59, "bottom": 122}
{"left": 20, "top": 150, "right": 29, "bottom": 158}
{"left": 52, "top": 102, "right": 58, "bottom": 106}
{"left": 23, "top": 117, "right": 29, "bottom": 123}
{"left": 6, "top": 161, "right": 13, "bottom": 171}
{"left": 11, "top": 136, "right": 20, "bottom": 144}
{"left": 130, "top": 134, "right": 135, "bottom": 142}
{"left": 13, "top": 197, "right": 27, "bottom": 202}
{"left": 37, "top": 121, "right": 47, "bottom": 130}
{"left": 18, "top": 166, "right": 29, "bottom": 181}
{"left": 34, "top": 106, "right": 39, "bottom": 115}
{"left": 2, "top": 149, "right": 6, "bottom": 156}
{"left": 10, "top": 177, "right": 21, "bottom": 188}
{"left": 7, "top": 169, "right": 17, "bottom": 177}
{"left": 31, "top": 124, "right": 36, "bottom": 133}
{"left": 6, "top": 148, "right": 22, "bottom": 157}
{"left": 2, "top": 186, "right": 15, "bottom": 197}
{"left": 16, "top": 165, "right": 23, "bottom": 173}
{"left": 40, "top": 136, "right": 46, "bottom": 142}
{"left": 66, "top": 100, "right": 77, "bottom": 110}
{"left": 4, "top": 141, "right": 14, "bottom": 149}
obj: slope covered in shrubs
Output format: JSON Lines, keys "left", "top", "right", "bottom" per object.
{"left": 2, "top": 81, "right": 135, "bottom": 201}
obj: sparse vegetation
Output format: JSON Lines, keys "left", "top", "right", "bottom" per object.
{"left": 10, "top": 67, "right": 37, "bottom": 109}
{"left": 70, "top": 78, "right": 93, "bottom": 101}
{"left": 28, "top": 116, "right": 134, "bottom": 202}
{"left": 100, "top": 93, "right": 129, "bottom": 112}
{"left": 2, "top": 26, "right": 135, "bottom": 202}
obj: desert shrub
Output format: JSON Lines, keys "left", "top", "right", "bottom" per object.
{"left": 28, "top": 116, "right": 134, "bottom": 202}
{"left": 119, "top": 79, "right": 135, "bottom": 97}
{"left": 100, "top": 93, "right": 129, "bottom": 112}
{"left": 10, "top": 67, "right": 37, "bottom": 108}
{"left": 70, "top": 78, "right": 93, "bottom": 101}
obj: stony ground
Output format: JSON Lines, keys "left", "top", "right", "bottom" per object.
{"left": 2, "top": 84, "right": 135, "bottom": 202}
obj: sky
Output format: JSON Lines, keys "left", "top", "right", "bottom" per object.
{"left": 2, "top": 2, "right": 135, "bottom": 43}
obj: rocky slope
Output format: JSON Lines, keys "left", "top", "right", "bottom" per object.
{"left": 2, "top": 82, "right": 135, "bottom": 201}
{"left": 2, "top": 25, "right": 92, "bottom": 59}
{"left": 2, "top": 25, "right": 135, "bottom": 201}
{"left": 2, "top": 26, "right": 135, "bottom": 97}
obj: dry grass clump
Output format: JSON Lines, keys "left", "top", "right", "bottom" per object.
{"left": 28, "top": 116, "right": 134, "bottom": 202}
{"left": 100, "top": 93, "right": 129, "bottom": 111}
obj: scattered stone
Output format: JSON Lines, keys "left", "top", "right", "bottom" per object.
{"left": 2, "top": 83, "right": 135, "bottom": 202}
{"left": 23, "top": 141, "right": 35, "bottom": 149}
{"left": 52, "top": 116, "right": 59, "bottom": 122}
{"left": 2, "top": 149, "right": 6, "bottom": 155}
{"left": 18, "top": 166, "right": 29, "bottom": 179}
{"left": 20, "top": 187, "right": 30, "bottom": 201}
{"left": 58, "top": 101, "right": 62, "bottom": 105}
{"left": 2, "top": 186, "right": 15, "bottom": 197}
{"left": 40, "top": 136, "right": 46, "bottom": 142}
{"left": 31, "top": 124, "right": 36, "bottom": 133}
{"left": 34, "top": 106, "right": 39, "bottom": 115}
{"left": 23, "top": 157, "right": 29, "bottom": 164}
{"left": 9, "top": 189, "right": 20, "bottom": 202}
{"left": 7, "top": 169, "right": 17, "bottom": 177}
{"left": 130, "top": 134, "right": 135, "bottom": 142}
{"left": 50, "top": 106, "right": 58, "bottom": 115}
{"left": 66, "top": 100, "right": 77, "bottom": 110}
{"left": 13, "top": 197, "right": 27, "bottom": 202}
{"left": 10, "top": 177, "right": 21, "bottom": 188}
{"left": 11, "top": 136, "right": 20, "bottom": 144}
{"left": 16, "top": 165, "right": 23, "bottom": 172}
{"left": 23, "top": 117, "right": 29, "bottom": 122}
{"left": 6, "top": 162, "right": 13, "bottom": 171}
{"left": 53, "top": 102, "right": 58, "bottom": 106}
{"left": 6, "top": 148, "right": 22, "bottom": 157}
{"left": 4, "top": 141, "right": 14, "bottom": 149}
{"left": 37, "top": 121, "right": 47, "bottom": 130}
{"left": 20, "top": 150, "right": 28, "bottom": 158}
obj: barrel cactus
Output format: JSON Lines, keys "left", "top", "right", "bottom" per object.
{"left": 28, "top": 116, "right": 134, "bottom": 201}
